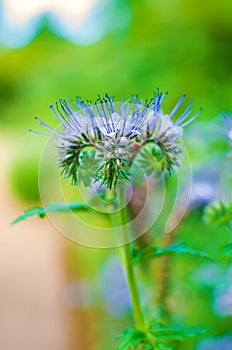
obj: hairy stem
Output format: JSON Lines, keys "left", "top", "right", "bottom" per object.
{"left": 115, "top": 185, "right": 146, "bottom": 331}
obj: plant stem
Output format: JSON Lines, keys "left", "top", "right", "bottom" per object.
{"left": 115, "top": 185, "right": 145, "bottom": 331}
{"left": 122, "top": 241, "right": 146, "bottom": 330}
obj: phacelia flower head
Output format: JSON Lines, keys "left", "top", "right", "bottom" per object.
{"left": 31, "top": 91, "right": 201, "bottom": 189}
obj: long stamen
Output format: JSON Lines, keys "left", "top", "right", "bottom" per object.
{"left": 98, "top": 95, "right": 113, "bottom": 132}
{"left": 49, "top": 104, "right": 68, "bottom": 128}
{"left": 174, "top": 100, "right": 194, "bottom": 124}
{"left": 29, "top": 129, "right": 59, "bottom": 138}
{"left": 34, "top": 116, "right": 64, "bottom": 135}
{"left": 55, "top": 101, "right": 77, "bottom": 133}
{"left": 106, "top": 94, "right": 115, "bottom": 114}
{"left": 169, "top": 94, "right": 186, "bottom": 118}
{"left": 120, "top": 97, "right": 132, "bottom": 118}
{"left": 153, "top": 91, "right": 167, "bottom": 112}
{"left": 103, "top": 96, "right": 115, "bottom": 131}
{"left": 63, "top": 99, "right": 82, "bottom": 130}
{"left": 95, "top": 101, "right": 111, "bottom": 133}
{"left": 180, "top": 108, "right": 202, "bottom": 127}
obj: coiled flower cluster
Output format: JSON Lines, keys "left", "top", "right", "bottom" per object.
{"left": 31, "top": 91, "right": 201, "bottom": 189}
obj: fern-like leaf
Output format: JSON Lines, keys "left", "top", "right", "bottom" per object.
{"left": 132, "top": 242, "right": 211, "bottom": 264}
{"left": 12, "top": 201, "right": 92, "bottom": 224}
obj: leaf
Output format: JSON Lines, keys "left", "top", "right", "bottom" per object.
{"left": 133, "top": 242, "right": 211, "bottom": 264}
{"left": 116, "top": 327, "right": 153, "bottom": 350}
{"left": 116, "top": 322, "right": 207, "bottom": 349}
{"left": 147, "top": 320, "right": 208, "bottom": 342}
{"left": 153, "top": 243, "right": 210, "bottom": 259}
{"left": 204, "top": 200, "right": 232, "bottom": 227}
{"left": 116, "top": 327, "right": 145, "bottom": 350}
{"left": 12, "top": 201, "right": 92, "bottom": 224}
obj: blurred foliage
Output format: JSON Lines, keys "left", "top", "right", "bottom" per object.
{"left": 9, "top": 152, "right": 40, "bottom": 203}
{"left": 204, "top": 200, "right": 232, "bottom": 227}
{"left": 0, "top": 0, "right": 231, "bottom": 130}
{"left": 1, "top": 0, "right": 232, "bottom": 349}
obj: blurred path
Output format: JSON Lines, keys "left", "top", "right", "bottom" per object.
{"left": 0, "top": 138, "right": 71, "bottom": 350}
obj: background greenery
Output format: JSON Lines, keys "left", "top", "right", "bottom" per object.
{"left": 1, "top": 0, "right": 232, "bottom": 349}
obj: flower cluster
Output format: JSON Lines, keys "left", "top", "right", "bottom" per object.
{"left": 31, "top": 91, "right": 201, "bottom": 189}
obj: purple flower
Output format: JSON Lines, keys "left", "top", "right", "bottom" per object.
{"left": 31, "top": 92, "right": 200, "bottom": 189}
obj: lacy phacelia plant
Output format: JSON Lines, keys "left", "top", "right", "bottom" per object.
{"left": 14, "top": 90, "right": 208, "bottom": 350}
{"left": 31, "top": 92, "right": 201, "bottom": 189}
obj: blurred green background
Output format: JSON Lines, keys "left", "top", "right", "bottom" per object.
{"left": 1, "top": 0, "right": 232, "bottom": 349}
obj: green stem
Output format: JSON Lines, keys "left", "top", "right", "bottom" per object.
{"left": 122, "top": 241, "right": 146, "bottom": 330}
{"left": 115, "top": 185, "right": 145, "bottom": 331}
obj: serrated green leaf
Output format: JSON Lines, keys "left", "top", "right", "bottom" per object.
{"left": 133, "top": 242, "right": 211, "bottom": 264}
{"left": 154, "top": 243, "right": 210, "bottom": 259}
{"left": 116, "top": 327, "right": 153, "bottom": 350}
{"left": 12, "top": 201, "right": 92, "bottom": 224}
{"left": 204, "top": 200, "right": 232, "bottom": 227}
{"left": 115, "top": 322, "right": 207, "bottom": 350}
{"left": 147, "top": 320, "right": 207, "bottom": 342}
